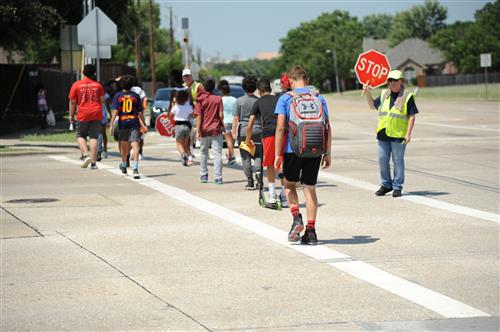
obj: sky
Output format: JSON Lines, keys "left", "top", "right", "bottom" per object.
{"left": 157, "top": 0, "right": 492, "bottom": 61}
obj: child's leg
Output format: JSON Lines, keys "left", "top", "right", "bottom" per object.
{"left": 302, "top": 185, "right": 318, "bottom": 224}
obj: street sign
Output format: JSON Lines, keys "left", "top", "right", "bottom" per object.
{"left": 155, "top": 112, "right": 176, "bottom": 137}
{"left": 355, "top": 50, "right": 391, "bottom": 88}
{"left": 60, "top": 25, "right": 81, "bottom": 51}
{"left": 480, "top": 53, "right": 491, "bottom": 68}
{"left": 77, "top": 7, "right": 117, "bottom": 46}
{"left": 84, "top": 45, "right": 111, "bottom": 59}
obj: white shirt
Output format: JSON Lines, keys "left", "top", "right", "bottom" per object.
{"left": 171, "top": 103, "right": 194, "bottom": 121}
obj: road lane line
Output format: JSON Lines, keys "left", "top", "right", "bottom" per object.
{"left": 319, "top": 172, "right": 499, "bottom": 223}
{"left": 49, "top": 155, "right": 491, "bottom": 318}
{"left": 418, "top": 122, "right": 500, "bottom": 133}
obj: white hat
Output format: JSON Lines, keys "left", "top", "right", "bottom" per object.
{"left": 182, "top": 68, "right": 192, "bottom": 76}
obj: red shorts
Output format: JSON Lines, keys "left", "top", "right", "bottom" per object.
{"left": 262, "top": 135, "right": 285, "bottom": 167}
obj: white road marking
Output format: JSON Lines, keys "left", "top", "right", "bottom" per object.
{"left": 319, "top": 172, "right": 499, "bottom": 223}
{"left": 418, "top": 122, "right": 500, "bottom": 133}
{"left": 49, "top": 155, "right": 491, "bottom": 318}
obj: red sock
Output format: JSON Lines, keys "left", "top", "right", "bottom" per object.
{"left": 290, "top": 205, "right": 300, "bottom": 217}
{"left": 307, "top": 220, "right": 316, "bottom": 229}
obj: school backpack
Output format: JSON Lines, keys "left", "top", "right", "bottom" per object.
{"left": 287, "top": 90, "right": 328, "bottom": 158}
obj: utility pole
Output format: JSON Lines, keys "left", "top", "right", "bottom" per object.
{"left": 148, "top": 0, "right": 156, "bottom": 94}
{"left": 168, "top": 6, "right": 174, "bottom": 55}
{"left": 333, "top": 49, "right": 341, "bottom": 94}
{"left": 134, "top": 0, "right": 142, "bottom": 83}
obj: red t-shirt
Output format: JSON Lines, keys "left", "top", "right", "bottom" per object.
{"left": 194, "top": 91, "right": 224, "bottom": 137}
{"left": 68, "top": 76, "right": 104, "bottom": 122}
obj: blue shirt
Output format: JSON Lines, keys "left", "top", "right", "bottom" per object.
{"left": 222, "top": 96, "right": 236, "bottom": 124}
{"left": 112, "top": 91, "right": 143, "bottom": 129}
{"left": 274, "top": 88, "right": 329, "bottom": 153}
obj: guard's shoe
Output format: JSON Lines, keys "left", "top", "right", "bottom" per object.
{"left": 375, "top": 186, "right": 392, "bottom": 196}
{"left": 392, "top": 189, "right": 402, "bottom": 197}
{"left": 133, "top": 169, "right": 140, "bottom": 179}
{"left": 288, "top": 214, "right": 304, "bottom": 242}
{"left": 81, "top": 156, "right": 92, "bottom": 168}
{"left": 119, "top": 162, "right": 127, "bottom": 175}
{"left": 90, "top": 162, "right": 98, "bottom": 170}
{"left": 214, "top": 177, "right": 223, "bottom": 185}
{"left": 200, "top": 175, "right": 208, "bottom": 183}
{"left": 301, "top": 227, "right": 318, "bottom": 245}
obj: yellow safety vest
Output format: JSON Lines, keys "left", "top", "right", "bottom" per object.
{"left": 191, "top": 82, "right": 201, "bottom": 104}
{"left": 376, "top": 89, "right": 414, "bottom": 138}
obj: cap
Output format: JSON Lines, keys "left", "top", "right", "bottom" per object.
{"left": 182, "top": 68, "right": 192, "bottom": 76}
{"left": 388, "top": 70, "right": 403, "bottom": 80}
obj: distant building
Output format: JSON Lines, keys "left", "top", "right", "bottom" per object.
{"left": 362, "top": 37, "right": 457, "bottom": 83}
{"left": 255, "top": 52, "right": 279, "bottom": 61}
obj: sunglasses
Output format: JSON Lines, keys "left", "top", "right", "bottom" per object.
{"left": 387, "top": 78, "right": 401, "bottom": 82}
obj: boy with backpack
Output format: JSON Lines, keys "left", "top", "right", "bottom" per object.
{"left": 274, "top": 65, "right": 332, "bottom": 245}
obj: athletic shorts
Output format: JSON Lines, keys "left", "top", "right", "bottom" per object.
{"left": 175, "top": 124, "right": 191, "bottom": 140}
{"left": 283, "top": 153, "right": 322, "bottom": 186}
{"left": 118, "top": 127, "right": 141, "bottom": 142}
{"left": 76, "top": 120, "right": 100, "bottom": 139}
{"left": 262, "top": 135, "right": 286, "bottom": 167}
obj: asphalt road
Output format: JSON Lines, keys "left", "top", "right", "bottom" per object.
{"left": 1, "top": 96, "right": 498, "bottom": 331}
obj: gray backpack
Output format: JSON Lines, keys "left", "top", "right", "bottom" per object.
{"left": 287, "top": 90, "right": 328, "bottom": 158}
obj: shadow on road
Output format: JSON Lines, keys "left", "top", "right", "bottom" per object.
{"left": 320, "top": 235, "right": 379, "bottom": 245}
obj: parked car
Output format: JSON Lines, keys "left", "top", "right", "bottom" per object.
{"left": 150, "top": 87, "right": 177, "bottom": 128}
{"left": 213, "top": 84, "right": 245, "bottom": 98}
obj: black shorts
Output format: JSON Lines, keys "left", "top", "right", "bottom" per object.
{"left": 76, "top": 120, "right": 100, "bottom": 139}
{"left": 283, "top": 153, "right": 322, "bottom": 186}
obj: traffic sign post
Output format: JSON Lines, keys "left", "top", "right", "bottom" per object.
{"left": 155, "top": 112, "right": 176, "bottom": 137}
{"left": 77, "top": 7, "right": 117, "bottom": 81}
{"left": 355, "top": 50, "right": 391, "bottom": 91}
{"left": 480, "top": 53, "right": 491, "bottom": 100}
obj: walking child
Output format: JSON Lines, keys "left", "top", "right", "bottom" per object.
{"left": 110, "top": 75, "right": 144, "bottom": 179}
{"left": 274, "top": 65, "right": 332, "bottom": 245}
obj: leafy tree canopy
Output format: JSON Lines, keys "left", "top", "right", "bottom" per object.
{"left": 388, "top": 0, "right": 447, "bottom": 46}
{"left": 363, "top": 14, "right": 392, "bottom": 39}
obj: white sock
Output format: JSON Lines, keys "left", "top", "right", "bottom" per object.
{"left": 269, "top": 183, "right": 276, "bottom": 198}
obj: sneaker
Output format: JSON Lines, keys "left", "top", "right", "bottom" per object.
{"left": 226, "top": 156, "right": 236, "bottom": 165}
{"left": 268, "top": 196, "right": 278, "bottom": 204}
{"left": 245, "top": 179, "right": 255, "bottom": 190}
{"left": 215, "top": 177, "right": 223, "bottom": 185}
{"left": 187, "top": 156, "right": 193, "bottom": 166}
{"left": 133, "top": 169, "right": 140, "bottom": 179}
{"left": 181, "top": 154, "right": 188, "bottom": 166}
{"left": 375, "top": 186, "right": 392, "bottom": 196}
{"left": 90, "top": 163, "right": 98, "bottom": 170}
{"left": 200, "top": 175, "right": 208, "bottom": 183}
{"left": 280, "top": 191, "right": 288, "bottom": 208}
{"left": 81, "top": 156, "right": 92, "bottom": 168}
{"left": 392, "top": 189, "right": 402, "bottom": 197}
{"left": 125, "top": 158, "right": 130, "bottom": 168}
{"left": 119, "top": 162, "right": 127, "bottom": 175}
{"left": 139, "top": 154, "right": 143, "bottom": 160}
{"left": 96, "top": 153, "right": 102, "bottom": 162}
{"left": 288, "top": 214, "right": 304, "bottom": 242}
{"left": 79, "top": 154, "right": 86, "bottom": 162}
{"left": 301, "top": 227, "right": 318, "bottom": 245}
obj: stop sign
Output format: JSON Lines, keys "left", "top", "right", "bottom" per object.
{"left": 155, "top": 112, "right": 176, "bottom": 137}
{"left": 355, "top": 50, "right": 391, "bottom": 88}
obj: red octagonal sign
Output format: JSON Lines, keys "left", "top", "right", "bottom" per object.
{"left": 355, "top": 50, "right": 391, "bottom": 88}
{"left": 155, "top": 112, "right": 176, "bottom": 137}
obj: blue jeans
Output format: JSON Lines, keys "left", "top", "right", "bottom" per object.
{"left": 377, "top": 140, "right": 406, "bottom": 191}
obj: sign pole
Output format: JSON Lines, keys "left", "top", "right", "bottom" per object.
{"left": 333, "top": 49, "right": 340, "bottom": 94}
{"left": 95, "top": 8, "right": 100, "bottom": 82}
{"left": 485, "top": 66, "right": 488, "bottom": 100}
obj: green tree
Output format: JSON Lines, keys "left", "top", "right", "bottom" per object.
{"left": 362, "top": 14, "right": 392, "bottom": 39}
{"left": 278, "top": 10, "right": 364, "bottom": 88}
{"left": 0, "top": 0, "right": 61, "bottom": 59}
{"left": 429, "top": 0, "right": 500, "bottom": 73}
{"left": 388, "top": 0, "right": 447, "bottom": 46}
{"left": 208, "top": 59, "right": 280, "bottom": 79}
